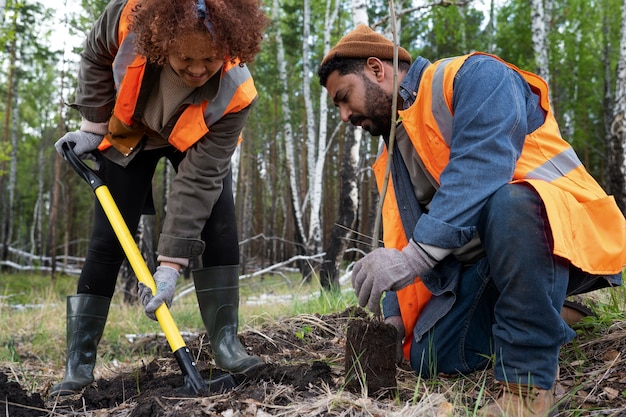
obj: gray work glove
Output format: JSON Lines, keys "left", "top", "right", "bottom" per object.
{"left": 54, "top": 130, "right": 103, "bottom": 160}
{"left": 138, "top": 266, "right": 180, "bottom": 321}
{"left": 351, "top": 239, "right": 438, "bottom": 314}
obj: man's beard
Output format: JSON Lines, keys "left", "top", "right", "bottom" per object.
{"left": 359, "top": 75, "right": 393, "bottom": 137}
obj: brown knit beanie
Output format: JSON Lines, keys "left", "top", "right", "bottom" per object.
{"left": 321, "top": 24, "right": 412, "bottom": 66}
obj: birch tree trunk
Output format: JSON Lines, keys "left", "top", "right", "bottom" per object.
{"left": 319, "top": 0, "right": 365, "bottom": 290}
{"left": 302, "top": 0, "right": 324, "bottom": 255}
{"left": 272, "top": 0, "right": 307, "bottom": 251}
{"left": 352, "top": 0, "right": 368, "bottom": 25}
{"left": 607, "top": 0, "right": 626, "bottom": 212}
{"left": 531, "top": 0, "right": 550, "bottom": 88}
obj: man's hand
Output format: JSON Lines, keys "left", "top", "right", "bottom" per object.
{"left": 351, "top": 240, "right": 437, "bottom": 314}
{"left": 138, "top": 266, "right": 180, "bottom": 321}
{"left": 54, "top": 131, "right": 103, "bottom": 160}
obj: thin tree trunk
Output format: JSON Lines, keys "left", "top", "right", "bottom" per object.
{"left": 272, "top": 0, "right": 307, "bottom": 253}
{"left": 31, "top": 146, "right": 45, "bottom": 257}
{"left": 0, "top": 37, "right": 16, "bottom": 264}
{"left": 49, "top": 150, "right": 63, "bottom": 278}
{"left": 352, "top": 0, "right": 367, "bottom": 21}
{"left": 7, "top": 81, "right": 19, "bottom": 252}
{"left": 320, "top": 126, "right": 358, "bottom": 290}
{"left": 608, "top": 0, "right": 626, "bottom": 212}
{"left": 240, "top": 134, "right": 254, "bottom": 274}
{"left": 319, "top": 0, "right": 363, "bottom": 289}
{"left": 531, "top": 0, "right": 550, "bottom": 87}
{"left": 371, "top": 0, "right": 401, "bottom": 249}
{"left": 268, "top": 111, "right": 282, "bottom": 266}
{"left": 49, "top": 6, "right": 71, "bottom": 280}
{"left": 302, "top": 0, "right": 322, "bottom": 255}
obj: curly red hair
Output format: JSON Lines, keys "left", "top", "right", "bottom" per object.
{"left": 130, "top": 0, "right": 268, "bottom": 65}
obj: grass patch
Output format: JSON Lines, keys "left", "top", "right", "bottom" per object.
{"left": 0, "top": 269, "right": 352, "bottom": 369}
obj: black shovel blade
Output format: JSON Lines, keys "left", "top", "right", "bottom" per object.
{"left": 173, "top": 346, "right": 239, "bottom": 396}
{"left": 175, "top": 371, "right": 238, "bottom": 396}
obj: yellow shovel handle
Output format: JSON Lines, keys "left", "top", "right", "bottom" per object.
{"left": 95, "top": 186, "right": 186, "bottom": 352}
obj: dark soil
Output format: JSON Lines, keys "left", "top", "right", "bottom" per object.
{"left": 1, "top": 306, "right": 626, "bottom": 416}
{"left": 345, "top": 318, "right": 397, "bottom": 395}
{"left": 0, "top": 372, "right": 46, "bottom": 417}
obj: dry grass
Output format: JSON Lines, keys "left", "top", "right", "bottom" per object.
{"left": 1, "top": 273, "right": 625, "bottom": 416}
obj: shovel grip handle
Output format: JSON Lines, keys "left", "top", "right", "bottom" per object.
{"left": 60, "top": 143, "right": 104, "bottom": 191}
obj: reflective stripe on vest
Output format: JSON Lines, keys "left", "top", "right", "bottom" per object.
{"left": 428, "top": 53, "right": 586, "bottom": 185}
{"left": 430, "top": 57, "right": 455, "bottom": 146}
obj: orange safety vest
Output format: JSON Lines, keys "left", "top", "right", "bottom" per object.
{"left": 373, "top": 152, "right": 433, "bottom": 360}
{"left": 98, "top": 0, "right": 257, "bottom": 155}
{"left": 375, "top": 52, "right": 626, "bottom": 359}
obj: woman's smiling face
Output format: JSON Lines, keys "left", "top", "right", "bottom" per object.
{"left": 167, "top": 31, "right": 225, "bottom": 88}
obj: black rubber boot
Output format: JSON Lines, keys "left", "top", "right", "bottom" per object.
{"left": 194, "top": 265, "right": 263, "bottom": 375}
{"left": 48, "top": 294, "right": 110, "bottom": 399}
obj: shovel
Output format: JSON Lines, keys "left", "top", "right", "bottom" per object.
{"left": 61, "top": 142, "right": 237, "bottom": 395}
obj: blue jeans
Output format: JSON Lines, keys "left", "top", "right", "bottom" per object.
{"left": 384, "top": 183, "right": 578, "bottom": 389}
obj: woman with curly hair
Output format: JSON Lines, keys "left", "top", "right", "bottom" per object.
{"left": 51, "top": 0, "right": 269, "bottom": 398}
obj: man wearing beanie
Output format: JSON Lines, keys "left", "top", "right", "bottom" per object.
{"left": 318, "top": 24, "right": 625, "bottom": 417}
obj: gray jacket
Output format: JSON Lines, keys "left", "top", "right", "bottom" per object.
{"left": 70, "top": 0, "right": 254, "bottom": 262}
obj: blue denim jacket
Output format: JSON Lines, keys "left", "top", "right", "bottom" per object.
{"left": 398, "top": 55, "right": 545, "bottom": 250}
{"left": 388, "top": 55, "right": 621, "bottom": 342}
{"left": 391, "top": 55, "right": 542, "bottom": 341}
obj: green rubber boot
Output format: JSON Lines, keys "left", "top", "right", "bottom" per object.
{"left": 48, "top": 294, "right": 110, "bottom": 399}
{"left": 194, "top": 265, "right": 263, "bottom": 375}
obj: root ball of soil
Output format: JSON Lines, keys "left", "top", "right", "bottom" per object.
{"left": 344, "top": 317, "right": 397, "bottom": 396}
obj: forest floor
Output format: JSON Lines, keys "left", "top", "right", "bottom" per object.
{"left": 1, "top": 306, "right": 625, "bottom": 417}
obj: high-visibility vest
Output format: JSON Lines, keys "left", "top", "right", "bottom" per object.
{"left": 373, "top": 151, "right": 433, "bottom": 360}
{"left": 375, "top": 52, "right": 626, "bottom": 359}
{"left": 98, "top": 0, "right": 257, "bottom": 155}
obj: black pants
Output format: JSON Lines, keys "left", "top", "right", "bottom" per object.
{"left": 76, "top": 148, "right": 239, "bottom": 297}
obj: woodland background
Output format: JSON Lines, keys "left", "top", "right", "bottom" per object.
{"left": 0, "top": 0, "right": 625, "bottom": 297}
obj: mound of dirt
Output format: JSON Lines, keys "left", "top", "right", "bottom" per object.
{"left": 0, "top": 372, "right": 46, "bottom": 417}
{"left": 42, "top": 359, "right": 334, "bottom": 416}
{"left": 37, "top": 308, "right": 360, "bottom": 416}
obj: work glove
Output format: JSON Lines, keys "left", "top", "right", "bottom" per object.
{"left": 54, "top": 130, "right": 103, "bottom": 160}
{"left": 138, "top": 266, "right": 180, "bottom": 321}
{"left": 352, "top": 239, "right": 438, "bottom": 315}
